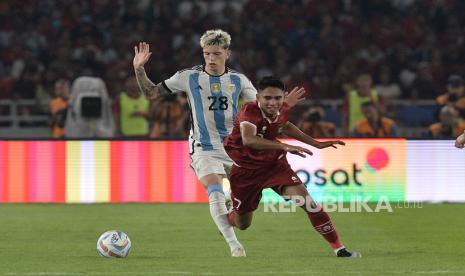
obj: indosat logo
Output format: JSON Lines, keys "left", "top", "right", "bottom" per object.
{"left": 295, "top": 147, "right": 390, "bottom": 186}
{"left": 365, "top": 147, "right": 389, "bottom": 172}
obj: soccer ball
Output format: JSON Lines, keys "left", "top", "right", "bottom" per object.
{"left": 97, "top": 230, "right": 131, "bottom": 258}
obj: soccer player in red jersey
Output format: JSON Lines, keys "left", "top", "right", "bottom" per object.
{"left": 224, "top": 76, "right": 361, "bottom": 257}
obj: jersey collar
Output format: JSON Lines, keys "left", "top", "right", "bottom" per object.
{"left": 203, "top": 65, "right": 228, "bottom": 77}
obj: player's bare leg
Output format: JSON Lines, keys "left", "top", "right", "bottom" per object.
{"left": 201, "top": 173, "right": 245, "bottom": 257}
{"left": 281, "top": 184, "right": 361, "bottom": 258}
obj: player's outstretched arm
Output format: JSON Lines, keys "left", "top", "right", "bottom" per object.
{"left": 133, "top": 42, "right": 160, "bottom": 100}
{"left": 240, "top": 121, "right": 312, "bottom": 157}
{"left": 282, "top": 144, "right": 313, "bottom": 157}
{"left": 455, "top": 130, "right": 465, "bottom": 149}
{"left": 282, "top": 122, "right": 345, "bottom": 149}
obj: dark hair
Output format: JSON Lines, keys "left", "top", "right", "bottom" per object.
{"left": 257, "top": 76, "right": 286, "bottom": 92}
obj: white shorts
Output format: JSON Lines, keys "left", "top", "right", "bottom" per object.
{"left": 190, "top": 148, "right": 233, "bottom": 179}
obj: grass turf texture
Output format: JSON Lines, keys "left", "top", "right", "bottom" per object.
{"left": 0, "top": 203, "right": 464, "bottom": 275}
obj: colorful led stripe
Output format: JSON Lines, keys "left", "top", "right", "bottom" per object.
{"left": 0, "top": 141, "right": 5, "bottom": 202}
{"left": 5, "top": 139, "right": 463, "bottom": 203}
{"left": 0, "top": 141, "right": 205, "bottom": 203}
{"left": 8, "top": 141, "right": 27, "bottom": 202}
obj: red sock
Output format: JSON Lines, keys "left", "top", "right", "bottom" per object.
{"left": 227, "top": 211, "right": 237, "bottom": 227}
{"left": 307, "top": 209, "right": 343, "bottom": 249}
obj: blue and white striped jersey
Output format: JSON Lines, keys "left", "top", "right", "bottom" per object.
{"left": 160, "top": 65, "right": 257, "bottom": 152}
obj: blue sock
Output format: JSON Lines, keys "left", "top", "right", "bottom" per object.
{"left": 207, "top": 183, "right": 224, "bottom": 197}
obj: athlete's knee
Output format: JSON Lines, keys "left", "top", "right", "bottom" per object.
{"left": 201, "top": 174, "right": 224, "bottom": 188}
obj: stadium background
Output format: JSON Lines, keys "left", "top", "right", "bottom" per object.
{"left": 1, "top": 1, "right": 465, "bottom": 275}
{"left": 1, "top": 0, "right": 465, "bottom": 138}
{"left": 1, "top": 0, "right": 464, "bottom": 203}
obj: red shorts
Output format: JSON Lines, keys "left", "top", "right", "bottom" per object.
{"left": 230, "top": 160, "right": 302, "bottom": 214}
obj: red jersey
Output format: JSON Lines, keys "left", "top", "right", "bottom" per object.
{"left": 224, "top": 101, "right": 291, "bottom": 169}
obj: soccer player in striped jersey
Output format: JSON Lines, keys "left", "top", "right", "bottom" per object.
{"left": 133, "top": 29, "right": 259, "bottom": 257}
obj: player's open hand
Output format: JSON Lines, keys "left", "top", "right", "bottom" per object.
{"left": 133, "top": 42, "right": 152, "bottom": 69}
{"left": 455, "top": 130, "right": 465, "bottom": 149}
{"left": 283, "top": 144, "right": 313, "bottom": 158}
{"left": 319, "top": 140, "right": 346, "bottom": 149}
{"left": 284, "top": 87, "right": 306, "bottom": 107}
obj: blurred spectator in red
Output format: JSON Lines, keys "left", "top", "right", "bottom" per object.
{"left": 49, "top": 79, "right": 70, "bottom": 138}
{"left": 112, "top": 76, "right": 150, "bottom": 138}
{"left": 353, "top": 101, "right": 398, "bottom": 138}
{"left": 409, "top": 62, "right": 438, "bottom": 100}
{"left": 429, "top": 106, "right": 465, "bottom": 139}
{"left": 0, "top": 77, "right": 14, "bottom": 99}
{"left": 296, "top": 104, "right": 335, "bottom": 138}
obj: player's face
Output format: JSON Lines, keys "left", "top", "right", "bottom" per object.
{"left": 203, "top": 45, "right": 230, "bottom": 76}
{"left": 257, "top": 87, "right": 285, "bottom": 118}
{"left": 356, "top": 74, "right": 372, "bottom": 93}
{"left": 54, "top": 81, "right": 70, "bottom": 100}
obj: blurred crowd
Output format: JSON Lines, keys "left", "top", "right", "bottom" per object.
{"left": 1, "top": 0, "right": 465, "bottom": 139}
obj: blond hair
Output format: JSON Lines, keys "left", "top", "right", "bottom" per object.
{"left": 200, "top": 29, "right": 231, "bottom": 49}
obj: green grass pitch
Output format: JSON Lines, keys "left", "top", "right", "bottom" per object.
{"left": 0, "top": 203, "right": 464, "bottom": 275}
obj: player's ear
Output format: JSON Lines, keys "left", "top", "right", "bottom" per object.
{"left": 226, "top": 49, "right": 231, "bottom": 59}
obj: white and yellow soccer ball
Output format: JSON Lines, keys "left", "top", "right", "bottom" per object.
{"left": 97, "top": 230, "right": 131, "bottom": 258}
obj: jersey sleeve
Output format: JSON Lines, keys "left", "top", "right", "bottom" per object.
{"left": 279, "top": 102, "right": 292, "bottom": 122}
{"left": 237, "top": 103, "right": 261, "bottom": 126}
{"left": 159, "top": 71, "right": 189, "bottom": 94}
{"left": 240, "top": 75, "right": 257, "bottom": 101}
